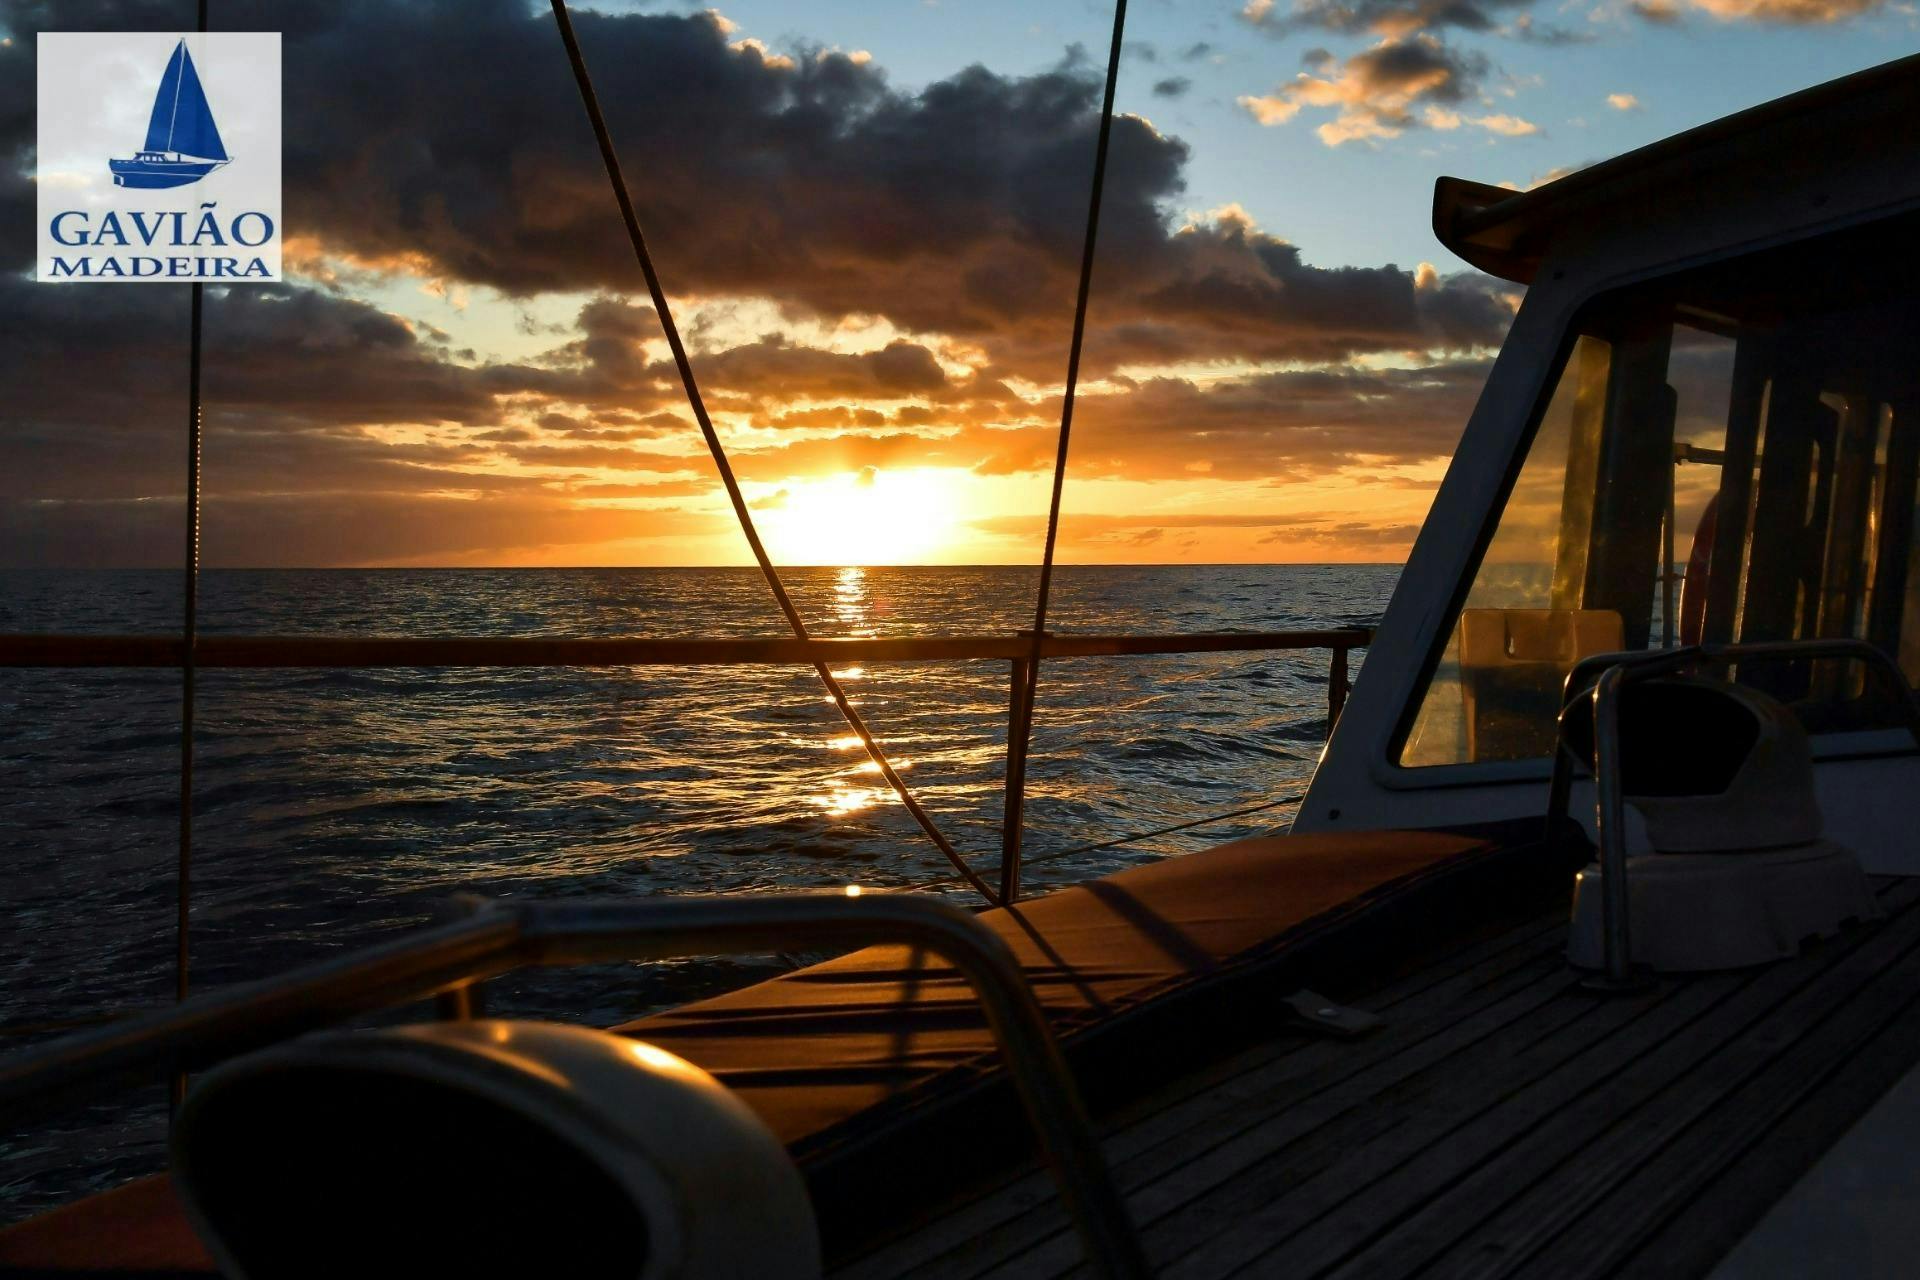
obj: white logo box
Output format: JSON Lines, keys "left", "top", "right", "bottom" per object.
{"left": 37, "top": 31, "right": 282, "bottom": 283}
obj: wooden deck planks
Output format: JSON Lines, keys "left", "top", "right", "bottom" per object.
{"left": 839, "top": 877, "right": 1920, "bottom": 1280}
{"left": 837, "top": 918, "right": 1572, "bottom": 1280}
{"left": 1492, "top": 882, "right": 1920, "bottom": 1279}
{"left": 840, "top": 919, "right": 1577, "bottom": 1280}
{"left": 968, "top": 939, "right": 1587, "bottom": 1279}
{"left": 1311, "top": 875, "right": 1920, "bottom": 1280}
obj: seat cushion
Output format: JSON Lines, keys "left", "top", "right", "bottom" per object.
{"left": 616, "top": 829, "right": 1490, "bottom": 1152}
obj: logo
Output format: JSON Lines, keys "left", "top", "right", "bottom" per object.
{"left": 37, "top": 32, "right": 281, "bottom": 282}
{"left": 108, "top": 39, "right": 231, "bottom": 190}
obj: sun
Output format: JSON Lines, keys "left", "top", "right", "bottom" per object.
{"left": 757, "top": 467, "right": 961, "bottom": 565}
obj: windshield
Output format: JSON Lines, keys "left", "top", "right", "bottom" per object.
{"left": 1400, "top": 212, "right": 1920, "bottom": 768}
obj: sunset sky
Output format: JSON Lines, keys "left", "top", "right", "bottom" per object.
{"left": 0, "top": 0, "right": 1911, "bottom": 567}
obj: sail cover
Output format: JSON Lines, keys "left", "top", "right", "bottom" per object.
{"left": 142, "top": 40, "right": 228, "bottom": 161}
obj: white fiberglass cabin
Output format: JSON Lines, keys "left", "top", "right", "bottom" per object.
{"left": 1302, "top": 52, "right": 1920, "bottom": 877}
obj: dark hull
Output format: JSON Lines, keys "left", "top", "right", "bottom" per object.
{"left": 108, "top": 157, "right": 222, "bottom": 189}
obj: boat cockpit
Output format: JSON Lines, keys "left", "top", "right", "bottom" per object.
{"left": 1408, "top": 214, "right": 1920, "bottom": 767}
{"left": 1303, "top": 57, "right": 1920, "bottom": 869}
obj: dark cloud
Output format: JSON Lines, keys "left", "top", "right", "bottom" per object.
{"left": 1151, "top": 76, "right": 1193, "bottom": 99}
{"left": 1629, "top": 0, "right": 1687, "bottom": 20}
{"left": 0, "top": 491, "right": 726, "bottom": 568}
{"left": 1241, "top": 0, "right": 1882, "bottom": 39}
{"left": 972, "top": 509, "right": 1428, "bottom": 558}
{"left": 0, "top": 2, "right": 1517, "bottom": 566}
{"left": 1242, "top": 0, "right": 1532, "bottom": 37}
{"left": 5, "top": 4, "right": 1504, "bottom": 367}
{"left": 1650, "top": 0, "right": 1883, "bottom": 19}
{"left": 724, "top": 357, "right": 1495, "bottom": 487}
{"left": 1507, "top": 13, "right": 1598, "bottom": 41}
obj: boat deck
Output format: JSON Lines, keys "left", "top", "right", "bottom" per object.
{"left": 838, "top": 875, "right": 1920, "bottom": 1279}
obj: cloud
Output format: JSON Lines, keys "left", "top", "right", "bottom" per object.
{"left": 1473, "top": 112, "right": 1540, "bottom": 136}
{"left": 1238, "top": 0, "right": 1875, "bottom": 35}
{"left": 0, "top": 491, "right": 730, "bottom": 568}
{"left": 1237, "top": 35, "right": 1499, "bottom": 147}
{"left": 1425, "top": 105, "right": 1540, "bottom": 136}
{"left": 1505, "top": 13, "right": 1598, "bottom": 41}
{"left": 1626, "top": 0, "right": 1882, "bottom": 17}
{"left": 1152, "top": 76, "right": 1193, "bottom": 99}
{"left": 1606, "top": 91, "right": 1643, "bottom": 110}
{"left": 973, "top": 509, "right": 1430, "bottom": 559}
{"left": 3, "top": 5, "right": 1509, "bottom": 377}
{"left": 0, "top": 2, "right": 1521, "bottom": 567}
{"left": 1498, "top": 160, "right": 1592, "bottom": 191}
{"left": 1241, "top": 0, "right": 1537, "bottom": 37}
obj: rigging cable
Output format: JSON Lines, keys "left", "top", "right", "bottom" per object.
{"left": 173, "top": 0, "right": 210, "bottom": 1113}
{"left": 548, "top": 0, "right": 1001, "bottom": 905}
{"left": 924, "top": 793, "right": 1304, "bottom": 894}
{"left": 1001, "top": 0, "right": 1130, "bottom": 902}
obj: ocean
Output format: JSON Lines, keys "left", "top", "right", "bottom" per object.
{"left": 0, "top": 563, "right": 1396, "bottom": 1220}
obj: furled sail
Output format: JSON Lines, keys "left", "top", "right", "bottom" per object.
{"left": 143, "top": 40, "right": 228, "bottom": 161}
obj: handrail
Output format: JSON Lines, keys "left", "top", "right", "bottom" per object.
{"left": 1547, "top": 637, "right": 1920, "bottom": 989}
{"left": 0, "top": 628, "right": 1371, "bottom": 668}
{"left": 0, "top": 893, "right": 1149, "bottom": 1278}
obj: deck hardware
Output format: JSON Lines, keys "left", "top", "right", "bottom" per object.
{"left": 1550, "top": 637, "right": 1920, "bottom": 991}
{"left": 1282, "top": 990, "right": 1383, "bottom": 1038}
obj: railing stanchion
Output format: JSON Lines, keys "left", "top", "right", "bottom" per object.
{"left": 1001, "top": 642, "right": 1039, "bottom": 906}
{"left": 1329, "top": 641, "right": 1350, "bottom": 728}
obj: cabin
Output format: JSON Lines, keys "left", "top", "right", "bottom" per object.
{"left": 1301, "top": 52, "right": 1920, "bottom": 879}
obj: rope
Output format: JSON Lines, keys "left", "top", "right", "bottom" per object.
{"left": 1002, "top": 0, "right": 1130, "bottom": 897}
{"left": 922, "top": 792, "right": 1305, "bottom": 894}
{"left": 548, "top": 1, "right": 1001, "bottom": 906}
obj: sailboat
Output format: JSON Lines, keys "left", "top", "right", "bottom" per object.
{"left": 6, "top": 24, "right": 1920, "bottom": 1280}
{"left": 107, "top": 39, "right": 230, "bottom": 190}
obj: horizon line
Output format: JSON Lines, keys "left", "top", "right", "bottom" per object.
{"left": 3, "top": 560, "right": 1412, "bottom": 572}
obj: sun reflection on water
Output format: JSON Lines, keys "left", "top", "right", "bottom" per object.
{"left": 834, "top": 565, "right": 869, "bottom": 632}
{"left": 810, "top": 784, "right": 890, "bottom": 816}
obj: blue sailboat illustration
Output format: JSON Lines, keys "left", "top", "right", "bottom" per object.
{"left": 108, "top": 39, "right": 230, "bottom": 189}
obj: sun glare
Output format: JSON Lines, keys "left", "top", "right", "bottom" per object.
{"left": 758, "top": 468, "right": 960, "bottom": 565}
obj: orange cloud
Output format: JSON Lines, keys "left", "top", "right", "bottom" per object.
{"left": 1235, "top": 36, "right": 1505, "bottom": 147}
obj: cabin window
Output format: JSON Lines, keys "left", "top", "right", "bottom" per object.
{"left": 1399, "top": 216, "right": 1920, "bottom": 768}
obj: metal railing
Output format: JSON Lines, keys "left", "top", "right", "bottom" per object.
{"left": 1547, "top": 637, "right": 1920, "bottom": 989}
{"left": 0, "top": 625, "right": 1371, "bottom": 909}
{"left": 0, "top": 892, "right": 1151, "bottom": 1278}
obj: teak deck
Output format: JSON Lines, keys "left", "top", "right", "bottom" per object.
{"left": 839, "top": 876, "right": 1920, "bottom": 1279}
